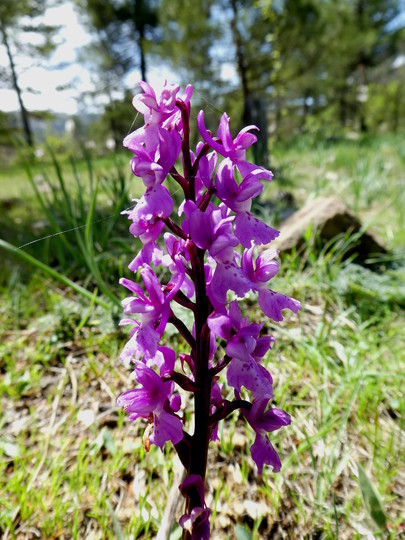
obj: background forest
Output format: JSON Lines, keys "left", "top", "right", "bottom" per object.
{"left": 1, "top": 0, "right": 405, "bottom": 154}
{"left": 1, "top": 1, "right": 404, "bottom": 540}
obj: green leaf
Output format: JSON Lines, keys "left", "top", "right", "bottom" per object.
{"left": 234, "top": 524, "right": 252, "bottom": 540}
{"left": 0, "top": 239, "right": 111, "bottom": 310}
{"left": 106, "top": 500, "right": 124, "bottom": 540}
{"left": 357, "top": 464, "right": 387, "bottom": 530}
{"left": 0, "top": 439, "right": 21, "bottom": 459}
{"left": 304, "top": 221, "right": 313, "bottom": 243}
{"left": 102, "top": 428, "right": 116, "bottom": 455}
{"left": 90, "top": 428, "right": 116, "bottom": 456}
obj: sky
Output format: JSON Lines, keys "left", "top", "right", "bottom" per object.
{"left": 0, "top": 2, "right": 175, "bottom": 116}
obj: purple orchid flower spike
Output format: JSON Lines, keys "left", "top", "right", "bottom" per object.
{"left": 117, "top": 81, "right": 301, "bottom": 539}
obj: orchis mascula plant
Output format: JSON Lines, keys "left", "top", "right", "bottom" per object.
{"left": 117, "top": 81, "right": 301, "bottom": 539}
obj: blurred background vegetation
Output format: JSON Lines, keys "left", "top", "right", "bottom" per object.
{"left": 1, "top": 0, "right": 404, "bottom": 161}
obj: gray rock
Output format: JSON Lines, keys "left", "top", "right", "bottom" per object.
{"left": 271, "top": 196, "right": 387, "bottom": 262}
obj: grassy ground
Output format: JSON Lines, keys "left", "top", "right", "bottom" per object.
{"left": 0, "top": 134, "right": 404, "bottom": 539}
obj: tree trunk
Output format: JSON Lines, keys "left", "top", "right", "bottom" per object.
{"left": 357, "top": 62, "right": 367, "bottom": 133}
{"left": 391, "top": 82, "right": 401, "bottom": 133}
{"left": 1, "top": 24, "right": 34, "bottom": 147}
{"left": 229, "top": 0, "right": 269, "bottom": 167}
{"left": 338, "top": 90, "right": 346, "bottom": 128}
{"left": 139, "top": 30, "right": 147, "bottom": 82}
{"left": 134, "top": 0, "right": 147, "bottom": 82}
{"left": 355, "top": 0, "right": 368, "bottom": 133}
{"left": 229, "top": 0, "right": 250, "bottom": 124}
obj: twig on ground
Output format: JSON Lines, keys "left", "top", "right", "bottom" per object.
{"left": 156, "top": 459, "right": 186, "bottom": 540}
{"left": 65, "top": 354, "right": 78, "bottom": 407}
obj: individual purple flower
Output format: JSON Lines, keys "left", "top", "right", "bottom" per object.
{"left": 124, "top": 82, "right": 192, "bottom": 155}
{"left": 215, "top": 159, "right": 279, "bottom": 248}
{"left": 241, "top": 247, "right": 280, "bottom": 282}
{"left": 126, "top": 127, "right": 182, "bottom": 187}
{"left": 179, "top": 507, "right": 211, "bottom": 540}
{"left": 127, "top": 184, "right": 173, "bottom": 235}
{"left": 124, "top": 184, "right": 173, "bottom": 271}
{"left": 241, "top": 247, "right": 302, "bottom": 322}
{"left": 215, "top": 158, "right": 263, "bottom": 213}
{"left": 163, "top": 83, "right": 193, "bottom": 132}
{"left": 128, "top": 241, "right": 164, "bottom": 273}
{"left": 182, "top": 201, "right": 238, "bottom": 263}
{"left": 119, "top": 262, "right": 184, "bottom": 358}
{"left": 117, "top": 362, "right": 183, "bottom": 450}
{"left": 118, "top": 318, "right": 143, "bottom": 363}
{"left": 197, "top": 110, "right": 258, "bottom": 163}
{"left": 242, "top": 399, "right": 291, "bottom": 474}
{"left": 132, "top": 81, "right": 180, "bottom": 125}
{"left": 197, "top": 110, "right": 273, "bottom": 189}
{"left": 161, "top": 233, "right": 195, "bottom": 298}
{"left": 208, "top": 302, "right": 274, "bottom": 399}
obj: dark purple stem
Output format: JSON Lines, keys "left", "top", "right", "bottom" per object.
{"left": 168, "top": 311, "right": 196, "bottom": 349}
{"left": 209, "top": 399, "right": 251, "bottom": 426}
{"left": 198, "top": 185, "right": 216, "bottom": 212}
{"left": 176, "top": 98, "right": 194, "bottom": 201}
{"left": 191, "top": 142, "right": 212, "bottom": 180}
{"left": 162, "top": 216, "right": 188, "bottom": 241}
{"left": 182, "top": 239, "right": 213, "bottom": 525}
{"left": 210, "top": 354, "right": 232, "bottom": 376}
{"left": 163, "top": 371, "right": 199, "bottom": 393}
{"left": 173, "top": 291, "right": 196, "bottom": 312}
{"left": 170, "top": 165, "right": 188, "bottom": 194}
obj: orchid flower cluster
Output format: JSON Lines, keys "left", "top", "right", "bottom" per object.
{"left": 117, "top": 81, "right": 301, "bottom": 539}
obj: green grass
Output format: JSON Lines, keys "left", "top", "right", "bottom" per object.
{"left": 269, "top": 132, "right": 405, "bottom": 248}
{"left": 1, "top": 134, "right": 404, "bottom": 538}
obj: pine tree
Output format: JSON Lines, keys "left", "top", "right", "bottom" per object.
{"left": 0, "top": 1, "right": 59, "bottom": 146}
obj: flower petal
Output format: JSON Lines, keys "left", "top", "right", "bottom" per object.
{"left": 250, "top": 433, "right": 282, "bottom": 474}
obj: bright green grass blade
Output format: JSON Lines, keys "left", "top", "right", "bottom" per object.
{"left": 357, "top": 464, "right": 387, "bottom": 530}
{"left": 0, "top": 239, "right": 110, "bottom": 310}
